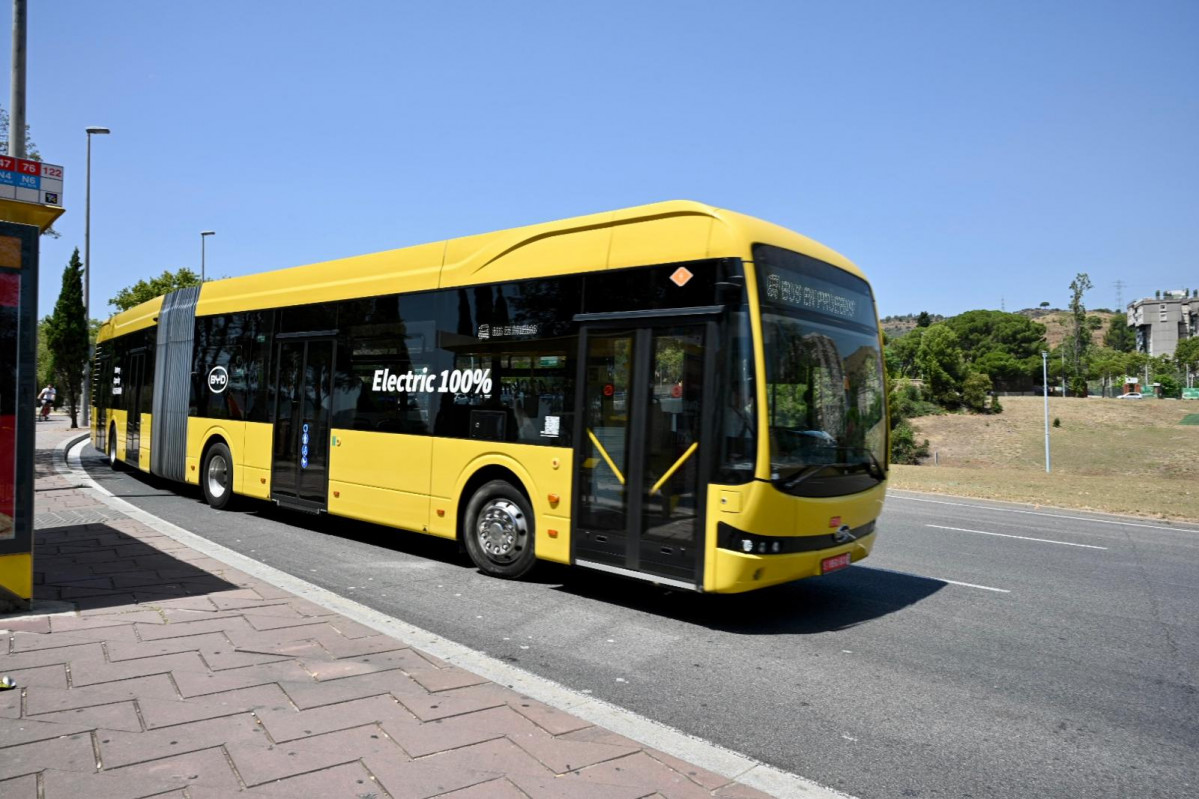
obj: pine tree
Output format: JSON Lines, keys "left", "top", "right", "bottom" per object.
{"left": 46, "top": 249, "right": 89, "bottom": 428}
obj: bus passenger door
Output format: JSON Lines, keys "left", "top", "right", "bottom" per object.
{"left": 271, "top": 337, "right": 335, "bottom": 511}
{"left": 125, "top": 350, "right": 146, "bottom": 466}
{"left": 573, "top": 318, "right": 715, "bottom": 589}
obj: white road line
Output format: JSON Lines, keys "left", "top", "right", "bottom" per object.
{"left": 868, "top": 566, "right": 1011, "bottom": 594}
{"left": 60, "top": 438, "right": 855, "bottom": 799}
{"left": 927, "top": 524, "right": 1109, "bottom": 550}
{"left": 888, "top": 493, "right": 1199, "bottom": 534}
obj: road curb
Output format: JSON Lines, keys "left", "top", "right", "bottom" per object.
{"left": 63, "top": 439, "right": 857, "bottom": 799}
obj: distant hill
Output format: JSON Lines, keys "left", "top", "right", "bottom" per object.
{"left": 882, "top": 308, "right": 1122, "bottom": 350}
{"left": 1014, "top": 308, "right": 1120, "bottom": 350}
{"left": 880, "top": 313, "right": 945, "bottom": 339}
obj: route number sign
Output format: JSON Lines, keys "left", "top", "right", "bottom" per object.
{"left": 0, "top": 157, "right": 64, "bottom": 207}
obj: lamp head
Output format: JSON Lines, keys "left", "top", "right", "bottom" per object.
{"left": 201, "top": 230, "right": 215, "bottom": 237}
{"left": 85, "top": 126, "right": 111, "bottom": 135}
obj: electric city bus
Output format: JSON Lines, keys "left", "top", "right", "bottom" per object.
{"left": 91, "top": 201, "right": 887, "bottom": 593}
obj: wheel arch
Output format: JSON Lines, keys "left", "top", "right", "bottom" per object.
{"left": 199, "top": 432, "right": 232, "bottom": 489}
{"left": 189, "top": 420, "right": 242, "bottom": 490}
{"left": 456, "top": 463, "right": 533, "bottom": 545}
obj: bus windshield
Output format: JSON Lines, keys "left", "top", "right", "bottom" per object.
{"left": 753, "top": 245, "right": 887, "bottom": 497}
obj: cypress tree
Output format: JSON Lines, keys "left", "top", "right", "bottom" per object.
{"left": 46, "top": 248, "right": 89, "bottom": 428}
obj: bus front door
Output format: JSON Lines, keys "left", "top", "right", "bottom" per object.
{"left": 271, "top": 337, "right": 335, "bottom": 511}
{"left": 574, "top": 319, "right": 715, "bottom": 589}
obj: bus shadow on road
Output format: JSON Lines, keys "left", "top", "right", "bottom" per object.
{"left": 552, "top": 565, "right": 947, "bottom": 634}
{"left": 83, "top": 450, "right": 948, "bottom": 626}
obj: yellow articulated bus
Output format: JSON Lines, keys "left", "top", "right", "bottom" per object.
{"left": 91, "top": 201, "right": 887, "bottom": 593}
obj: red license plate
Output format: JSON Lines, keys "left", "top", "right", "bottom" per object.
{"left": 821, "top": 552, "right": 852, "bottom": 574}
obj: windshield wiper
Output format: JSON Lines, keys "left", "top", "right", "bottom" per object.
{"left": 778, "top": 464, "right": 831, "bottom": 490}
{"left": 776, "top": 449, "right": 884, "bottom": 492}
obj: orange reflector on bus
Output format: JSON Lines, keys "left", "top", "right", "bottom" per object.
{"left": 333, "top": 491, "right": 340, "bottom": 498}
{"left": 436, "top": 508, "right": 445, "bottom": 517}
{"left": 548, "top": 493, "right": 560, "bottom": 505}
{"left": 548, "top": 529, "right": 558, "bottom": 538}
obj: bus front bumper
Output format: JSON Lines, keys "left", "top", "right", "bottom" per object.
{"left": 707, "top": 530, "right": 876, "bottom": 593}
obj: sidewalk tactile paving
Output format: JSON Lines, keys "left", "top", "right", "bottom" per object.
{"left": 0, "top": 425, "right": 789, "bottom": 797}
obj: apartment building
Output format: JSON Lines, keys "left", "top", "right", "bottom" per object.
{"left": 1127, "top": 291, "right": 1198, "bottom": 357}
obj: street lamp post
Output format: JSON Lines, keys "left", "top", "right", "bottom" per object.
{"left": 200, "top": 230, "right": 215, "bottom": 281}
{"left": 1042, "top": 351, "right": 1051, "bottom": 473}
{"left": 82, "top": 126, "right": 111, "bottom": 428}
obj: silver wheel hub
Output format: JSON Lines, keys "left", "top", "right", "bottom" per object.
{"left": 207, "top": 455, "right": 229, "bottom": 498}
{"left": 477, "top": 499, "right": 527, "bottom": 564}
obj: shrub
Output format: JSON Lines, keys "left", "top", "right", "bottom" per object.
{"left": 962, "top": 372, "right": 993, "bottom": 413}
{"left": 891, "top": 420, "right": 930, "bottom": 464}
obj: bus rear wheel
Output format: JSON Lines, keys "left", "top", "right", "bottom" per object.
{"left": 201, "top": 442, "right": 237, "bottom": 510}
{"left": 463, "top": 480, "right": 537, "bottom": 579}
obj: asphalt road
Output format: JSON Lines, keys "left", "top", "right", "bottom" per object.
{"left": 80, "top": 446, "right": 1199, "bottom": 799}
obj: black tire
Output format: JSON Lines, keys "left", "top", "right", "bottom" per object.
{"left": 107, "top": 425, "right": 120, "bottom": 469}
{"left": 462, "top": 480, "right": 537, "bottom": 579}
{"left": 201, "top": 442, "right": 237, "bottom": 510}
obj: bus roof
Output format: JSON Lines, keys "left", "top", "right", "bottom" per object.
{"left": 97, "top": 200, "right": 862, "bottom": 341}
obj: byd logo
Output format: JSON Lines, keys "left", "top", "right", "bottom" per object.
{"left": 208, "top": 366, "right": 229, "bottom": 394}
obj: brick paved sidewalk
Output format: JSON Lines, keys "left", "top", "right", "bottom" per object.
{"left": 0, "top": 420, "right": 775, "bottom": 798}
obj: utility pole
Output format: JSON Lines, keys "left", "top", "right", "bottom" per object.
{"left": 1042, "top": 352, "right": 1050, "bottom": 472}
{"left": 9, "top": 0, "right": 25, "bottom": 158}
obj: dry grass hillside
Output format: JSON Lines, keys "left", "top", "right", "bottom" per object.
{"left": 1019, "top": 309, "right": 1119, "bottom": 351}
{"left": 882, "top": 309, "right": 1120, "bottom": 350}
{"left": 889, "top": 396, "right": 1199, "bottom": 521}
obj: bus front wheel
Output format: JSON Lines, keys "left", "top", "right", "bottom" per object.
{"left": 201, "top": 442, "right": 237, "bottom": 510}
{"left": 463, "top": 480, "right": 537, "bottom": 579}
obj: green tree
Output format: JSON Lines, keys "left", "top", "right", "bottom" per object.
{"left": 962, "top": 371, "right": 994, "bottom": 413}
{"left": 36, "top": 316, "right": 54, "bottom": 390}
{"left": 1174, "top": 337, "right": 1199, "bottom": 378}
{"left": 943, "top": 309, "right": 1046, "bottom": 390}
{"left": 1067, "top": 272, "right": 1093, "bottom": 385}
{"left": 915, "top": 311, "right": 932, "bottom": 328}
{"left": 1090, "top": 348, "right": 1127, "bottom": 397}
{"left": 916, "top": 324, "right": 965, "bottom": 407}
{"left": 109, "top": 267, "right": 202, "bottom": 312}
{"left": 887, "top": 327, "right": 926, "bottom": 379}
{"left": 46, "top": 249, "right": 90, "bottom": 427}
{"left": 1103, "top": 313, "right": 1135, "bottom": 352}
{"left": 887, "top": 378, "right": 931, "bottom": 464}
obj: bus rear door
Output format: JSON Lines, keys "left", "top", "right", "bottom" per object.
{"left": 271, "top": 335, "right": 335, "bottom": 511}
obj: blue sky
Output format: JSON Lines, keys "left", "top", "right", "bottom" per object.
{"left": 15, "top": 0, "right": 1198, "bottom": 320}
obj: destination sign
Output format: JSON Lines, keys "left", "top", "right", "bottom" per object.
{"left": 0, "top": 157, "right": 64, "bottom": 207}
{"left": 754, "top": 244, "right": 877, "bottom": 328}
{"left": 765, "top": 271, "right": 859, "bottom": 319}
